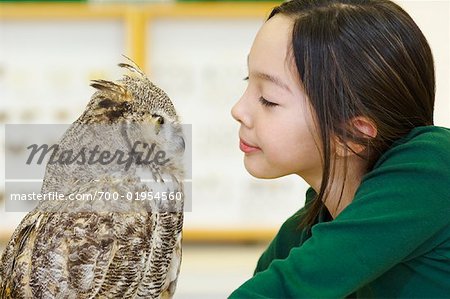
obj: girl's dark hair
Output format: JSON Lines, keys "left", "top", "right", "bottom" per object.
{"left": 268, "top": 0, "right": 435, "bottom": 228}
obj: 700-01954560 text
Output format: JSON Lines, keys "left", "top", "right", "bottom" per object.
{"left": 9, "top": 191, "right": 183, "bottom": 202}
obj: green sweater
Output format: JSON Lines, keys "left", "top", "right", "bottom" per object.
{"left": 229, "top": 126, "right": 450, "bottom": 298}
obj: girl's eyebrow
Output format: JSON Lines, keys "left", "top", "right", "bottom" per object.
{"left": 247, "top": 55, "right": 292, "bottom": 93}
{"left": 253, "top": 71, "right": 292, "bottom": 93}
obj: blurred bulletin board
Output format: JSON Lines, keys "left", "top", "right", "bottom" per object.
{"left": 0, "top": 1, "right": 449, "bottom": 243}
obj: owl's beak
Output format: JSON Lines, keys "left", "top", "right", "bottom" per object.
{"left": 178, "top": 136, "right": 185, "bottom": 153}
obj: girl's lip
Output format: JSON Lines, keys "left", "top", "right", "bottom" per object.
{"left": 239, "top": 139, "right": 261, "bottom": 153}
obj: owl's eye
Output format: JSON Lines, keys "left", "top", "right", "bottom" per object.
{"left": 152, "top": 114, "right": 164, "bottom": 125}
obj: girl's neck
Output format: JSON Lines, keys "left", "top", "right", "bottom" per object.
{"left": 304, "top": 156, "right": 368, "bottom": 219}
{"left": 325, "top": 156, "right": 368, "bottom": 218}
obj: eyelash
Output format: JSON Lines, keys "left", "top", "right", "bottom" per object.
{"left": 259, "top": 97, "right": 278, "bottom": 107}
{"left": 243, "top": 76, "right": 278, "bottom": 107}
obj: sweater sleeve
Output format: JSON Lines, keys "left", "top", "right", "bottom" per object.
{"left": 229, "top": 127, "right": 450, "bottom": 298}
{"left": 253, "top": 210, "right": 304, "bottom": 275}
{"left": 254, "top": 188, "right": 316, "bottom": 275}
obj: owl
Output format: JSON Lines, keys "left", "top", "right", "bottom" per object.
{"left": 0, "top": 59, "right": 186, "bottom": 298}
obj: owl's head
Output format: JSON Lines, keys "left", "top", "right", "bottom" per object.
{"left": 82, "top": 59, "right": 185, "bottom": 156}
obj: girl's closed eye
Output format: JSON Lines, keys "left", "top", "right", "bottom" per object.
{"left": 259, "top": 97, "right": 278, "bottom": 107}
{"left": 242, "top": 76, "right": 278, "bottom": 107}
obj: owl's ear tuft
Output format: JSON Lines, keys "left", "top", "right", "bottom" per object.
{"left": 119, "top": 55, "right": 146, "bottom": 78}
{"left": 118, "top": 63, "right": 145, "bottom": 76}
{"left": 91, "top": 79, "right": 127, "bottom": 94}
{"left": 91, "top": 79, "right": 133, "bottom": 106}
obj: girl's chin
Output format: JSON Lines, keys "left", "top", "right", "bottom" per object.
{"left": 243, "top": 158, "right": 286, "bottom": 179}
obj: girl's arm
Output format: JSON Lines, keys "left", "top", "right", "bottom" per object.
{"left": 254, "top": 188, "right": 328, "bottom": 275}
{"left": 254, "top": 188, "right": 311, "bottom": 275}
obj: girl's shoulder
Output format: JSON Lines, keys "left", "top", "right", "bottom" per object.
{"left": 374, "top": 125, "right": 450, "bottom": 169}
{"left": 403, "top": 125, "right": 450, "bottom": 144}
{"left": 357, "top": 125, "right": 449, "bottom": 209}
{"left": 357, "top": 125, "right": 449, "bottom": 211}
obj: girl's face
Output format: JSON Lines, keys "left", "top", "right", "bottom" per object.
{"left": 231, "top": 15, "right": 323, "bottom": 185}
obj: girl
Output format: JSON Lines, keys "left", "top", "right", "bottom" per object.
{"left": 230, "top": 0, "right": 450, "bottom": 297}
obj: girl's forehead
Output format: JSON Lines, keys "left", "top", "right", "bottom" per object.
{"left": 249, "top": 15, "right": 300, "bottom": 89}
{"left": 251, "top": 15, "right": 293, "bottom": 54}
{"left": 249, "top": 16, "right": 293, "bottom": 69}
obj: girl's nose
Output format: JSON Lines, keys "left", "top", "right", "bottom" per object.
{"left": 231, "top": 94, "right": 252, "bottom": 128}
{"left": 231, "top": 87, "right": 252, "bottom": 128}
{"left": 231, "top": 101, "right": 241, "bottom": 123}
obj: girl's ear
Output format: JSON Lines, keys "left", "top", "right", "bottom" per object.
{"left": 352, "top": 116, "right": 377, "bottom": 139}
{"left": 335, "top": 116, "right": 378, "bottom": 157}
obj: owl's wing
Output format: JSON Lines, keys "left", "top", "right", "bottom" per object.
{"left": 60, "top": 175, "right": 184, "bottom": 299}
{"left": 161, "top": 232, "right": 182, "bottom": 299}
{"left": 0, "top": 174, "right": 155, "bottom": 299}
{"left": 0, "top": 208, "right": 43, "bottom": 298}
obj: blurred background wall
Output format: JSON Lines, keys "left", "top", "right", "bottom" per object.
{"left": 0, "top": 0, "right": 449, "bottom": 297}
